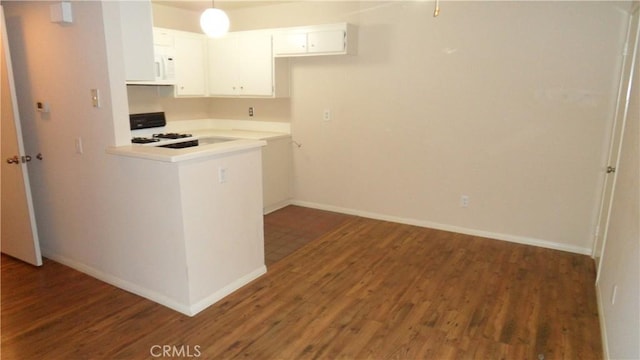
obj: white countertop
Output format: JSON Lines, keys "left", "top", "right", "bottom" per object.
{"left": 106, "top": 119, "right": 290, "bottom": 163}
{"left": 190, "top": 129, "right": 289, "bottom": 141}
{"left": 107, "top": 139, "right": 267, "bottom": 163}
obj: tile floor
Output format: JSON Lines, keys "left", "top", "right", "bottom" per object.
{"left": 263, "top": 205, "right": 353, "bottom": 266}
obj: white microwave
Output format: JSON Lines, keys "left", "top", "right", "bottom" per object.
{"left": 126, "top": 46, "right": 176, "bottom": 86}
{"left": 153, "top": 53, "right": 175, "bottom": 84}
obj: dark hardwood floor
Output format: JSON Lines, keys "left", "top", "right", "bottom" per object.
{"left": 1, "top": 206, "right": 602, "bottom": 359}
{"left": 264, "top": 205, "right": 353, "bottom": 265}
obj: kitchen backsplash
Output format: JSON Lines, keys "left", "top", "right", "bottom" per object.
{"left": 127, "top": 85, "right": 291, "bottom": 123}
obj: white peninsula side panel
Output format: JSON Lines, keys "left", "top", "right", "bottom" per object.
{"left": 178, "top": 147, "right": 266, "bottom": 314}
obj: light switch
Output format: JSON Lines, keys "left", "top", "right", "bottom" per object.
{"left": 75, "top": 137, "right": 83, "bottom": 154}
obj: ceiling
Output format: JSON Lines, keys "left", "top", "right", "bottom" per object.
{"left": 152, "top": 0, "right": 292, "bottom": 12}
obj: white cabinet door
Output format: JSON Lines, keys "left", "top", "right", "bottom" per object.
{"left": 208, "top": 32, "right": 274, "bottom": 97}
{"left": 208, "top": 35, "right": 240, "bottom": 95}
{"left": 273, "top": 32, "right": 307, "bottom": 55}
{"left": 120, "top": 1, "right": 154, "bottom": 81}
{"left": 238, "top": 32, "right": 273, "bottom": 96}
{"left": 153, "top": 28, "right": 174, "bottom": 47}
{"left": 307, "top": 30, "right": 345, "bottom": 54}
{"left": 174, "top": 32, "right": 207, "bottom": 96}
{"left": 272, "top": 23, "right": 355, "bottom": 57}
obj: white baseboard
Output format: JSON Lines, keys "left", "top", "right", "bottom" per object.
{"left": 41, "top": 200, "right": 591, "bottom": 318}
{"left": 595, "top": 282, "right": 610, "bottom": 360}
{"left": 289, "top": 200, "right": 592, "bottom": 255}
{"left": 43, "top": 248, "right": 268, "bottom": 317}
{"left": 263, "top": 199, "right": 292, "bottom": 215}
{"left": 42, "top": 248, "right": 193, "bottom": 315}
{"left": 188, "top": 266, "right": 267, "bottom": 316}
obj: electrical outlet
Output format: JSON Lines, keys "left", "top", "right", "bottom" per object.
{"left": 460, "top": 195, "right": 469, "bottom": 208}
{"left": 323, "top": 109, "right": 331, "bottom": 121}
{"left": 248, "top": 107, "right": 254, "bottom": 117}
{"left": 218, "top": 167, "right": 227, "bottom": 183}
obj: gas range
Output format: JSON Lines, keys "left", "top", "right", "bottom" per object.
{"left": 130, "top": 113, "right": 199, "bottom": 149}
{"left": 132, "top": 133, "right": 199, "bottom": 148}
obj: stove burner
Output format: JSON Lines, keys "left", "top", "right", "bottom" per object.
{"left": 160, "top": 140, "right": 199, "bottom": 149}
{"left": 153, "top": 133, "right": 192, "bottom": 139}
{"left": 131, "top": 137, "right": 160, "bottom": 144}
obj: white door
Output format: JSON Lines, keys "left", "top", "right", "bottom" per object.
{"left": 593, "top": 7, "right": 639, "bottom": 279}
{"left": 1, "top": 5, "right": 42, "bottom": 266}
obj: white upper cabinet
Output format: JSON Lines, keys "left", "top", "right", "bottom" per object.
{"left": 173, "top": 31, "right": 208, "bottom": 97}
{"left": 123, "top": 21, "right": 353, "bottom": 97}
{"left": 208, "top": 31, "right": 288, "bottom": 98}
{"left": 307, "top": 30, "right": 347, "bottom": 53}
{"left": 273, "top": 23, "right": 357, "bottom": 57}
{"left": 272, "top": 32, "right": 307, "bottom": 54}
{"left": 120, "top": 0, "right": 155, "bottom": 81}
{"left": 127, "top": 27, "right": 177, "bottom": 85}
{"left": 153, "top": 28, "right": 174, "bottom": 47}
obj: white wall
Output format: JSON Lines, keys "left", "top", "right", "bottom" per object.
{"left": 3, "top": 1, "right": 193, "bottom": 313}
{"left": 126, "top": 85, "right": 211, "bottom": 121}
{"left": 215, "top": 1, "right": 629, "bottom": 254}
{"left": 596, "top": 6, "right": 640, "bottom": 358}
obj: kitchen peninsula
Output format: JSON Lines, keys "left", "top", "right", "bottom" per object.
{"left": 105, "top": 120, "right": 290, "bottom": 316}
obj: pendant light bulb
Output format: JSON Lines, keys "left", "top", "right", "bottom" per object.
{"left": 200, "top": 7, "right": 230, "bottom": 38}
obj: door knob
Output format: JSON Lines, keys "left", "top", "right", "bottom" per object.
{"left": 6, "top": 156, "right": 19, "bottom": 164}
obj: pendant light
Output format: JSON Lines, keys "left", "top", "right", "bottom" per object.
{"left": 200, "top": 0, "right": 230, "bottom": 38}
